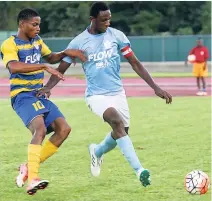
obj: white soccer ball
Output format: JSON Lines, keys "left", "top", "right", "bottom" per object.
{"left": 184, "top": 170, "right": 210, "bottom": 195}
{"left": 187, "top": 54, "right": 196, "bottom": 63}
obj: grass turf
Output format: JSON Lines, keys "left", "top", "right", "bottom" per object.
{"left": 0, "top": 97, "right": 210, "bottom": 201}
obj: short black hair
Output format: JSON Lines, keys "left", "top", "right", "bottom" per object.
{"left": 90, "top": 2, "right": 109, "bottom": 18}
{"left": 17, "top": 8, "right": 39, "bottom": 24}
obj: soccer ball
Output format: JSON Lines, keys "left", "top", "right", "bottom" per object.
{"left": 187, "top": 54, "right": 196, "bottom": 63}
{"left": 184, "top": 170, "right": 210, "bottom": 195}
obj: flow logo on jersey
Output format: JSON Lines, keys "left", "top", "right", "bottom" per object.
{"left": 25, "top": 53, "right": 41, "bottom": 64}
{"left": 88, "top": 49, "right": 113, "bottom": 62}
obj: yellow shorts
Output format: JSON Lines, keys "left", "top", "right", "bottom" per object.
{"left": 193, "top": 62, "right": 208, "bottom": 77}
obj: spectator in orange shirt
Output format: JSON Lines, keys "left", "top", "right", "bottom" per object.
{"left": 186, "top": 38, "right": 209, "bottom": 96}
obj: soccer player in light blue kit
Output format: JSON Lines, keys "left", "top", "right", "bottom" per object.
{"left": 38, "top": 2, "right": 172, "bottom": 187}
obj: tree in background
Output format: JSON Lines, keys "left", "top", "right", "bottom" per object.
{"left": 200, "top": 1, "right": 211, "bottom": 34}
{"left": 0, "top": 1, "right": 211, "bottom": 37}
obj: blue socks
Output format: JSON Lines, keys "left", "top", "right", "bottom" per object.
{"left": 116, "top": 135, "right": 143, "bottom": 174}
{"left": 95, "top": 133, "right": 143, "bottom": 174}
{"left": 95, "top": 132, "right": 117, "bottom": 158}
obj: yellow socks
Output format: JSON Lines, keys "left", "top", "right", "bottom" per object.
{"left": 28, "top": 144, "right": 42, "bottom": 183}
{"left": 40, "top": 140, "right": 58, "bottom": 163}
{"left": 27, "top": 141, "right": 58, "bottom": 183}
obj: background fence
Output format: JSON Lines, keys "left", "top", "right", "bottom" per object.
{"left": 42, "top": 35, "right": 211, "bottom": 62}
{"left": 0, "top": 32, "right": 211, "bottom": 62}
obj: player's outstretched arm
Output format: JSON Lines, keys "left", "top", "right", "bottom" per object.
{"left": 36, "top": 61, "right": 71, "bottom": 98}
{"left": 8, "top": 61, "right": 64, "bottom": 80}
{"left": 64, "top": 49, "right": 87, "bottom": 63}
{"left": 44, "top": 51, "right": 66, "bottom": 64}
{"left": 126, "top": 53, "right": 172, "bottom": 104}
{"left": 43, "top": 50, "right": 86, "bottom": 64}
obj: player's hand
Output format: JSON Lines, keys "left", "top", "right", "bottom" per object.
{"left": 36, "top": 86, "right": 51, "bottom": 98}
{"left": 64, "top": 49, "right": 87, "bottom": 63}
{"left": 154, "top": 87, "right": 172, "bottom": 104}
{"left": 45, "top": 65, "right": 65, "bottom": 81}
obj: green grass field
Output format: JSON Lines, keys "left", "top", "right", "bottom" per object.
{"left": 0, "top": 97, "right": 210, "bottom": 201}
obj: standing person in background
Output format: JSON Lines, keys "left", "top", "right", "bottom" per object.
{"left": 186, "top": 38, "right": 209, "bottom": 96}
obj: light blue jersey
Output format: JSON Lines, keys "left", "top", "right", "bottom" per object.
{"left": 63, "top": 27, "right": 131, "bottom": 98}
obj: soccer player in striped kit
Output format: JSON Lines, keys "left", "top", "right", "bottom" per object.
{"left": 38, "top": 2, "right": 172, "bottom": 187}
{"left": 1, "top": 8, "right": 86, "bottom": 195}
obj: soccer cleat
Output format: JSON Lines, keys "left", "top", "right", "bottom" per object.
{"left": 137, "top": 169, "right": 151, "bottom": 187}
{"left": 89, "top": 144, "right": 103, "bottom": 177}
{"left": 202, "top": 91, "right": 207, "bottom": 96}
{"left": 196, "top": 91, "right": 203, "bottom": 96}
{"left": 16, "top": 163, "right": 28, "bottom": 188}
{"left": 26, "top": 178, "right": 49, "bottom": 195}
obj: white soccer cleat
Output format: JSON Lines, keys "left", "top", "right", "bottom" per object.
{"left": 89, "top": 144, "right": 103, "bottom": 177}
{"left": 196, "top": 91, "right": 203, "bottom": 96}
{"left": 202, "top": 91, "right": 207, "bottom": 96}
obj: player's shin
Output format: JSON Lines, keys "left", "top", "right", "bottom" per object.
{"left": 116, "top": 135, "right": 144, "bottom": 174}
{"left": 201, "top": 77, "right": 206, "bottom": 91}
{"left": 28, "top": 144, "right": 42, "bottom": 182}
{"left": 196, "top": 77, "right": 201, "bottom": 90}
{"left": 95, "top": 132, "right": 117, "bottom": 158}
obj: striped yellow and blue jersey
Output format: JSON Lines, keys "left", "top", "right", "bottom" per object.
{"left": 0, "top": 35, "right": 51, "bottom": 103}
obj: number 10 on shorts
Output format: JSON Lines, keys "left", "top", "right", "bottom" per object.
{"left": 32, "top": 100, "right": 45, "bottom": 111}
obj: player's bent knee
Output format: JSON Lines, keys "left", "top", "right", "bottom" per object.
{"left": 59, "top": 124, "right": 72, "bottom": 139}
{"left": 110, "top": 118, "right": 126, "bottom": 139}
{"left": 103, "top": 108, "right": 125, "bottom": 135}
{"left": 110, "top": 118, "right": 124, "bottom": 128}
{"left": 65, "top": 124, "right": 72, "bottom": 136}
{"left": 104, "top": 107, "right": 123, "bottom": 125}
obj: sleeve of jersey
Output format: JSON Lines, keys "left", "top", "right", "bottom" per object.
{"left": 0, "top": 39, "right": 19, "bottom": 67}
{"left": 40, "top": 40, "right": 52, "bottom": 57}
{"left": 116, "top": 30, "right": 133, "bottom": 58}
{"left": 62, "top": 39, "right": 78, "bottom": 64}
